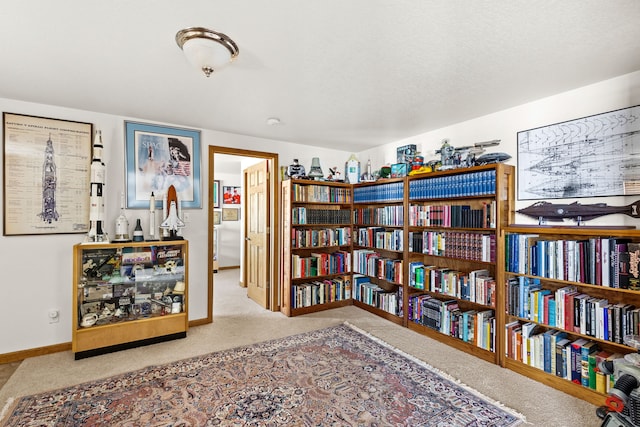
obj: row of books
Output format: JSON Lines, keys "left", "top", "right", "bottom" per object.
{"left": 353, "top": 206, "right": 404, "bottom": 226}
{"left": 408, "top": 202, "right": 496, "bottom": 229}
{"left": 409, "top": 231, "right": 496, "bottom": 263}
{"left": 408, "top": 294, "right": 495, "bottom": 351}
{"left": 504, "top": 321, "right": 620, "bottom": 394}
{"left": 408, "top": 264, "right": 496, "bottom": 307}
{"left": 291, "top": 183, "right": 352, "bottom": 203}
{"left": 292, "top": 207, "right": 351, "bottom": 225}
{"left": 352, "top": 249, "right": 403, "bottom": 284}
{"left": 356, "top": 227, "right": 403, "bottom": 252}
{"left": 291, "top": 276, "right": 352, "bottom": 308}
{"left": 408, "top": 170, "right": 497, "bottom": 199}
{"left": 353, "top": 182, "right": 404, "bottom": 203}
{"left": 505, "top": 234, "right": 640, "bottom": 289}
{"left": 291, "top": 251, "right": 351, "bottom": 278}
{"left": 353, "top": 274, "right": 402, "bottom": 316}
{"left": 506, "top": 278, "right": 640, "bottom": 344}
{"left": 291, "top": 227, "right": 351, "bottom": 248}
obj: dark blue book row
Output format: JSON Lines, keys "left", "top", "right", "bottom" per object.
{"left": 409, "top": 170, "right": 496, "bottom": 199}
{"left": 353, "top": 182, "right": 404, "bottom": 203}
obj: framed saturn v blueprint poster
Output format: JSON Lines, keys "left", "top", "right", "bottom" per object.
{"left": 517, "top": 105, "right": 640, "bottom": 200}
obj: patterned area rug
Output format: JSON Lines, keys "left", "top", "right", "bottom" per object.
{"left": 1, "top": 323, "right": 524, "bottom": 426}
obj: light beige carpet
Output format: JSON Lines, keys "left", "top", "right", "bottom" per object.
{"left": 1, "top": 269, "right": 600, "bottom": 426}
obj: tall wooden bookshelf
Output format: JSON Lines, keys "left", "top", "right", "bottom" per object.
{"left": 352, "top": 178, "right": 406, "bottom": 325}
{"left": 502, "top": 225, "right": 640, "bottom": 406}
{"left": 404, "top": 164, "right": 515, "bottom": 364}
{"left": 280, "top": 179, "right": 353, "bottom": 316}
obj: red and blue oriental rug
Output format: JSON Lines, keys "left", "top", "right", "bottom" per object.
{"left": 1, "top": 323, "right": 524, "bottom": 426}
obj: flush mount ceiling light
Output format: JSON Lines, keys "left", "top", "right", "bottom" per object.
{"left": 175, "top": 27, "right": 239, "bottom": 77}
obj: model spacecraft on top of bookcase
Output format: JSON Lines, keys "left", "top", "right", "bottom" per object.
{"left": 435, "top": 139, "right": 510, "bottom": 170}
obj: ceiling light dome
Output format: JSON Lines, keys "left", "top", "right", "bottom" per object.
{"left": 176, "top": 27, "right": 239, "bottom": 77}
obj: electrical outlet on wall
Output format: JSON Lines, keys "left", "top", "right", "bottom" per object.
{"left": 48, "top": 309, "right": 59, "bottom": 324}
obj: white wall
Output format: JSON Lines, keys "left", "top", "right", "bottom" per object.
{"left": 0, "top": 97, "right": 352, "bottom": 354}
{"left": 2, "top": 70, "right": 639, "bottom": 355}
{"left": 359, "top": 70, "right": 640, "bottom": 227}
{"left": 214, "top": 169, "right": 242, "bottom": 268}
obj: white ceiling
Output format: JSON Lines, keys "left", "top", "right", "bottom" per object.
{"left": 1, "top": 1, "right": 639, "bottom": 152}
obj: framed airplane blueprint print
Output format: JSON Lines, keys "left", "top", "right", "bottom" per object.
{"left": 517, "top": 105, "right": 640, "bottom": 200}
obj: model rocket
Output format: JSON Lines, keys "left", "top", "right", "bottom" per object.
{"left": 160, "top": 185, "right": 185, "bottom": 240}
{"left": 86, "top": 130, "right": 109, "bottom": 243}
{"left": 147, "top": 191, "right": 158, "bottom": 241}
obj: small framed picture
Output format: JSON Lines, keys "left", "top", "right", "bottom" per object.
{"left": 213, "top": 210, "right": 221, "bottom": 225}
{"left": 213, "top": 180, "right": 221, "bottom": 208}
{"left": 222, "top": 208, "right": 239, "bottom": 221}
{"left": 223, "top": 186, "right": 241, "bottom": 204}
{"left": 391, "top": 163, "right": 408, "bottom": 178}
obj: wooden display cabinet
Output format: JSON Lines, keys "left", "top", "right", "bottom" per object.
{"left": 72, "top": 240, "right": 188, "bottom": 359}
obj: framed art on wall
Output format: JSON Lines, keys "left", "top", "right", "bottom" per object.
{"left": 213, "top": 180, "right": 220, "bottom": 208}
{"left": 222, "top": 208, "right": 239, "bottom": 221}
{"left": 223, "top": 186, "right": 241, "bottom": 204}
{"left": 125, "top": 121, "right": 201, "bottom": 209}
{"left": 517, "top": 105, "right": 640, "bottom": 200}
{"left": 2, "top": 112, "right": 93, "bottom": 236}
{"left": 213, "top": 210, "right": 221, "bottom": 225}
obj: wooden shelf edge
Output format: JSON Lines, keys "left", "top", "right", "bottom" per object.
{"left": 407, "top": 321, "right": 497, "bottom": 364}
{"left": 504, "top": 358, "right": 607, "bottom": 406}
{"left": 352, "top": 300, "right": 403, "bottom": 325}
{"left": 289, "top": 299, "right": 353, "bottom": 316}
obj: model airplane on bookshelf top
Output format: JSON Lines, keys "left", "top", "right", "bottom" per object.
{"left": 434, "top": 139, "right": 511, "bottom": 170}
{"left": 517, "top": 200, "right": 640, "bottom": 224}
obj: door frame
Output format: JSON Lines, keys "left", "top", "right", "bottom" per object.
{"left": 206, "top": 146, "right": 280, "bottom": 323}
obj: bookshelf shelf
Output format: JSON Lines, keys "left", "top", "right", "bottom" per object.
{"left": 405, "top": 164, "right": 515, "bottom": 364}
{"left": 353, "top": 299, "right": 404, "bottom": 325}
{"left": 281, "top": 179, "right": 354, "bottom": 316}
{"left": 502, "top": 225, "right": 640, "bottom": 406}
{"left": 504, "top": 358, "right": 606, "bottom": 406}
{"left": 407, "top": 321, "right": 497, "bottom": 363}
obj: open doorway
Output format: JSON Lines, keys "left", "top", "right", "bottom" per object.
{"left": 206, "top": 146, "right": 279, "bottom": 323}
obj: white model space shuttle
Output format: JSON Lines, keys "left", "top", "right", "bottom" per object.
{"left": 160, "top": 185, "right": 185, "bottom": 239}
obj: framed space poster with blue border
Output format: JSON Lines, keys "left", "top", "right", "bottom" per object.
{"left": 125, "top": 121, "right": 201, "bottom": 209}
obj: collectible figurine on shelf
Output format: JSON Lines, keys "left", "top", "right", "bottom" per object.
{"left": 85, "top": 130, "right": 109, "bottom": 243}
{"left": 361, "top": 158, "right": 375, "bottom": 182}
{"left": 286, "top": 159, "right": 306, "bottom": 179}
{"left": 435, "top": 138, "right": 502, "bottom": 170}
{"left": 113, "top": 192, "right": 131, "bottom": 242}
{"left": 307, "top": 157, "right": 324, "bottom": 180}
{"left": 327, "top": 167, "right": 342, "bottom": 181}
{"left": 345, "top": 154, "right": 360, "bottom": 184}
{"left": 147, "top": 192, "right": 158, "bottom": 241}
{"left": 160, "top": 184, "right": 185, "bottom": 240}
